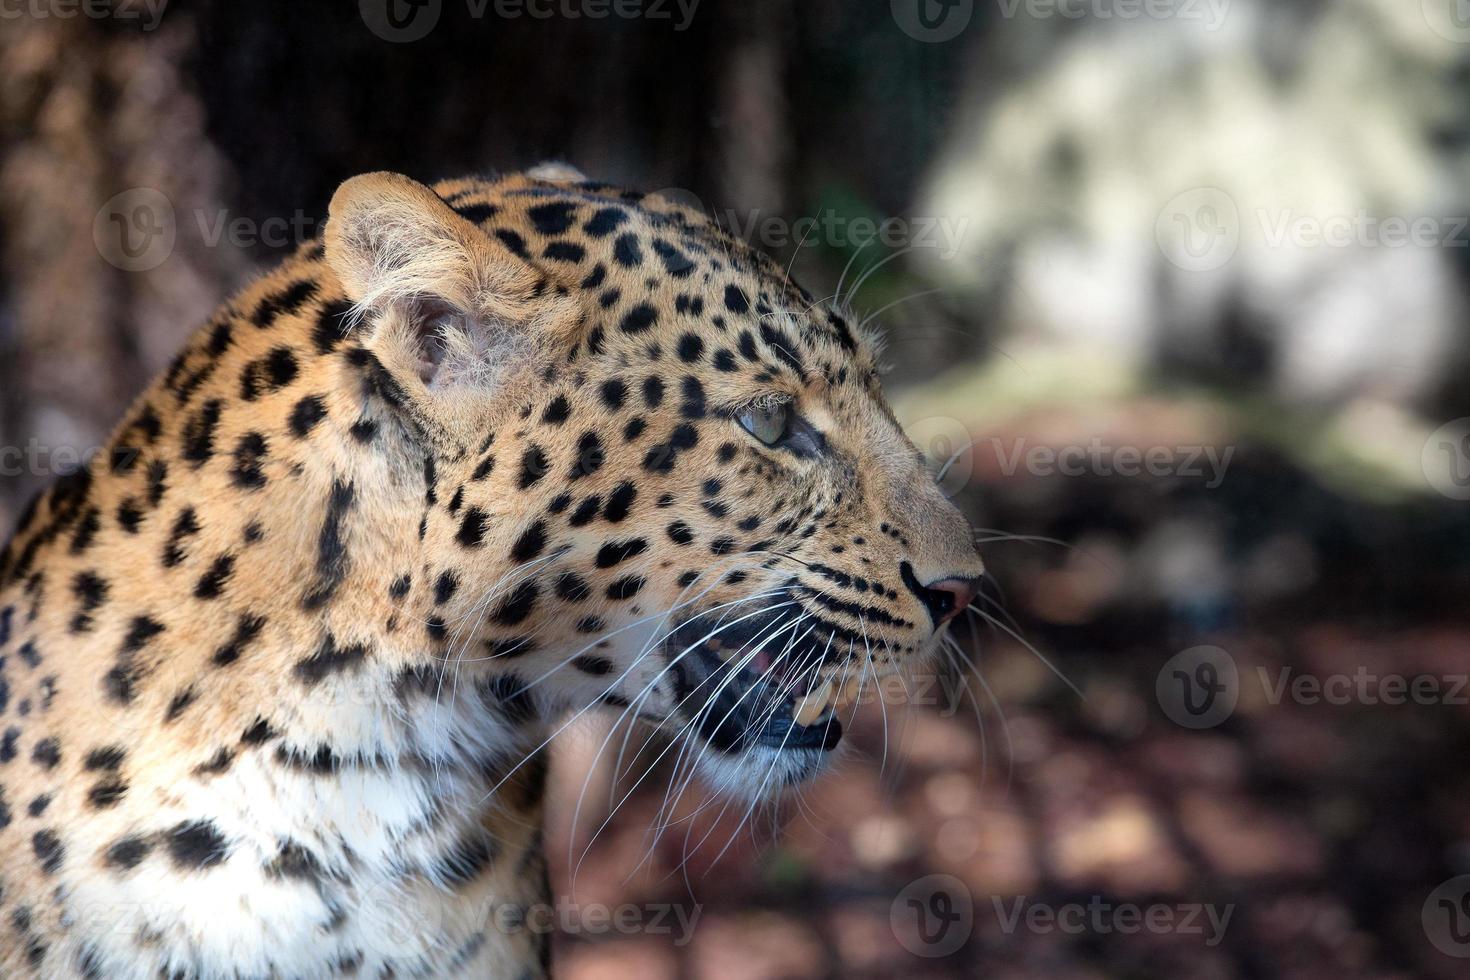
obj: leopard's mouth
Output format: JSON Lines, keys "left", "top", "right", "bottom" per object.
{"left": 667, "top": 605, "right": 845, "bottom": 754}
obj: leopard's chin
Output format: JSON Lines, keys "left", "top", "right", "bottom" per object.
{"left": 692, "top": 742, "right": 837, "bottom": 803}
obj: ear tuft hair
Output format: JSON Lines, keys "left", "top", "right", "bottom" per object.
{"left": 526, "top": 161, "right": 588, "bottom": 183}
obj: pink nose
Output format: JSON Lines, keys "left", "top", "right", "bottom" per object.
{"left": 927, "top": 576, "right": 982, "bottom": 627}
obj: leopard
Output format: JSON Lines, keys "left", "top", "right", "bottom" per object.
{"left": 0, "top": 163, "right": 985, "bottom": 979}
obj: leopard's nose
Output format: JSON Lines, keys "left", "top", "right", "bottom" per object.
{"left": 925, "top": 576, "right": 982, "bottom": 628}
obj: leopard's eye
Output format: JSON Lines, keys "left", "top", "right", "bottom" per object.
{"left": 737, "top": 401, "right": 791, "bottom": 446}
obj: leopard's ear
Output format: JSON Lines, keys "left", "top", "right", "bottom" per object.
{"left": 324, "top": 172, "right": 559, "bottom": 392}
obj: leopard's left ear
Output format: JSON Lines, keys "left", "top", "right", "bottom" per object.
{"left": 324, "top": 171, "right": 566, "bottom": 393}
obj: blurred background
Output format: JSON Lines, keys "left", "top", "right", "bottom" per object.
{"left": 3, "top": 1, "right": 1470, "bottom": 976}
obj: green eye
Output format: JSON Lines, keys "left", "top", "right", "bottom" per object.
{"left": 738, "top": 401, "right": 790, "bottom": 446}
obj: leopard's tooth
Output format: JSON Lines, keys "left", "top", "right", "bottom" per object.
{"left": 793, "top": 679, "right": 834, "bottom": 726}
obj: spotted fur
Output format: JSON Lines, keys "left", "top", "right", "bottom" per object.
{"left": 0, "top": 166, "right": 983, "bottom": 978}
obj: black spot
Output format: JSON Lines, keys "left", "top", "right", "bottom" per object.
{"left": 620, "top": 303, "right": 657, "bottom": 334}
{"left": 165, "top": 687, "right": 196, "bottom": 723}
{"left": 289, "top": 395, "right": 328, "bottom": 437}
{"left": 603, "top": 482, "right": 637, "bottom": 523}
{"left": 0, "top": 726, "right": 18, "bottom": 763}
{"left": 724, "top": 285, "right": 750, "bottom": 313}
{"left": 84, "top": 745, "right": 126, "bottom": 770}
{"left": 680, "top": 376, "right": 706, "bottom": 418}
{"left": 116, "top": 499, "right": 143, "bottom": 533}
{"left": 519, "top": 446, "right": 551, "bottom": 488}
{"left": 69, "top": 507, "right": 101, "bottom": 553}
{"left": 389, "top": 574, "right": 412, "bottom": 599}
{"left": 624, "top": 417, "right": 647, "bottom": 441}
{"left": 493, "top": 581, "right": 539, "bottom": 626}
{"left": 27, "top": 794, "right": 50, "bottom": 817}
{"left": 528, "top": 201, "right": 577, "bottom": 235}
{"left": 452, "top": 201, "right": 498, "bottom": 224}
{"left": 642, "top": 376, "right": 665, "bottom": 409}
{"left": 312, "top": 298, "right": 355, "bottom": 354}
{"left": 471, "top": 455, "right": 496, "bottom": 481}
{"left": 349, "top": 417, "right": 378, "bottom": 443}
{"left": 511, "top": 520, "right": 548, "bottom": 563}
{"left": 162, "top": 506, "right": 200, "bottom": 568}
{"left": 613, "top": 233, "right": 643, "bottom": 267}
{"left": 213, "top": 613, "right": 266, "bottom": 667}
{"left": 70, "top": 571, "right": 109, "bottom": 632}
{"left": 434, "top": 570, "right": 459, "bottom": 604}
{"left": 652, "top": 239, "right": 694, "bottom": 277}
{"left": 458, "top": 506, "right": 489, "bottom": 548}
{"left": 166, "top": 820, "right": 229, "bottom": 870}
{"left": 293, "top": 633, "right": 368, "bottom": 686}
{"left": 596, "top": 538, "right": 648, "bottom": 568}
{"left": 194, "top": 554, "right": 235, "bottom": 599}
{"left": 584, "top": 207, "right": 628, "bottom": 237}
{"left": 181, "top": 399, "right": 224, "bottom": 466}
{"left": 543, "top": 241, "right": 585, "bottom": 263}
{"left": 554, "top": 572, "right": 591, "bottom": 602}
{"left": 569, "top": 496, "right": 601, "bottom": 527}
{"left": 571, "top": 432, "right": 604, "bottom": 479}
{"left": 87, "top": 777, "right": 127, "bottom": 809}
{"left": 713, "top": 349, "right": 737, "bottom": 372}
{"left": 105, "top": 835, "right": 153, "bottom": 869}
{"left": 32, "top": 738, "right": 59, "bottom": 769}
{"left": 240, "top": 717, "right": 277, "bottom": 744}
{"left": 542, "top": 395, "right": 572, "bottom": 425}
{"left": 146, "top": 458, "right": 168, "bottom": 506}
{"left": 33, "top": 829, "right": 64, "bottom": 874}
{"left": 302, "top": 480, "right": 355, "bottom": 610}
{"left": 240, "top": 346, "right": 299, "bottom": 401}
{"left": 494, "top": 229, "right": 527, "bottom": 257}
{"left": 573, "top": 655, "right": 614, "bottom": 676}
{"left": 600, "top": 378, "right": 627, "bottom": 410}
{"left": 230, "top": 432, "right": 269, "bottom": 489}
{"left": 642, "top": 423, "right": 699, "bottom": 473}
{"left": 667, "top": 521, "right": 694, "bottom": 545}
{"left": 123, "top": 616, "right": 166, "bottom": 656}
{"left": 255, "top": 280, "right": 318, "bottom": 327}
{"left": 606, "top": 576, "right": 646, "bottom": 600}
